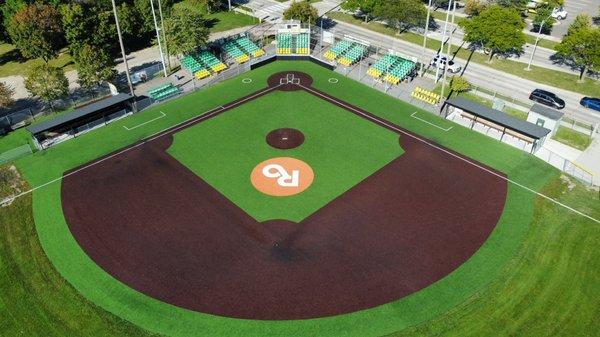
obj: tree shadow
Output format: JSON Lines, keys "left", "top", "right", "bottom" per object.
{"left": 0, "top": 48, "right": 26, "bottom": 66}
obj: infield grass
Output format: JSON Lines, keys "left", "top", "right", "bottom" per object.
{"left": 4, "top": 61, "right": 597, "bottom": 336}
{"left": 168, "top": 90, "right": 403, "bottom": 222}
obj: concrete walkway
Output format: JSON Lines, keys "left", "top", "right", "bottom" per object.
{"left": 575, "top": 137, "right": 600, "bottom": 184}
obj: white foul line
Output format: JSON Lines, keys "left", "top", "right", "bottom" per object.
{"left": 298, "top": 83, "right": 600, "bottom": 225}
{"left": 123, "top": 111, "right": 166, "bottom": 131}
{"left": 5, "top": 84, "right": 282, "bottom": 203}
{"left": 410, "top": 112, "right": 453, "bottom": 132}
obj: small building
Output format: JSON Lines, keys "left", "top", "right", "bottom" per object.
{"left": 442, "top": 96, "right": 551, "bottom": 153}
{"left": 526, "top": 104, "right": 564, "bottom": 137}
{"left": 28, "top": 93, "right": 134, "bottom": 150}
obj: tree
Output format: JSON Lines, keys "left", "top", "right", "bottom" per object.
{"left": 6, "top": 3, "right": 63, "bottom": 62}
{"left": 74, "top": 44, "right": 117, "bottom": 89}
{"left": 341, "top": 0, "right": 380, "bottom": 23}
{"left": 374, "top": 0, "right": 426, "bottom": 33}
{"left": 532, "top": 5, "right": 556, "bottom": 34}
{"left": 0, "top": 82, "right": 15, "bottom": 110}
{"left": 283, "top": 1, "right": 319, "bottom": 25}
{"left": 60, "top": 3, "right": 118, "bottom": 59}
{"left": 165, "top": 8, "right": 210, "bottom": 56}
{"left": 24, "top": 64, "right": 69, "bottom": 105}
{"left": 464, "top": 0, "right": 489, "bottom": 16}
{"left": 566, "top": 14, "right": 591, "bottom": 36}
{"left": 460, "top": 5, "right": 525, "bottom": 61}
{"left": 450, "top": 76, "right": 471, "bottom": 94}
{"left": 555, "top": 26, "right": 600, "bottom": 81}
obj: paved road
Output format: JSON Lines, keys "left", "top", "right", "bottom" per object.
{"left": 330, "top": 20, "right": 600, "bottom": 124}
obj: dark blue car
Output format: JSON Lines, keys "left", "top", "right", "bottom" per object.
{"left": 580, "top": 97, "right": 600, "bottom": 112}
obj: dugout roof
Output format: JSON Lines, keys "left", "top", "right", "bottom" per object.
{"left": 444, "top": 96, "right": 551, "bottom": 140}
{"left": 28, "top": 93, "right": 133, "bottom": 135}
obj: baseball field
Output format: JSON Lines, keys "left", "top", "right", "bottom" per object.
{"left": 2, "top": 60, "right": 598, "bottom": 336}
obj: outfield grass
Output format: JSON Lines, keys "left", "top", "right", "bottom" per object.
{"left": 0, "top": 165, "right": 159, "bottom": 337}
{"left": 3, "top": 61, "right": 597, "bottom": 336}
{"left": 168, "top": 90, "right": 402, "bottom": 222}
{"left": 327, "top": 12, "right": 600, "bottom": 97}
{"left": 390, "top": 176, "right": 600, "bottom": 337}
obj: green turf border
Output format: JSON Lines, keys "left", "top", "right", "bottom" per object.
{"left": 23, "top": 61, "right": 559, "bottom": 336}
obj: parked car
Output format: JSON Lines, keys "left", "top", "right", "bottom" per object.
{"left": 551, "top": 6, "right": 568, "bottom": 20}
{"left": 580, "top": 97, "right": 600, "bottom": 112}
{"left": 430, "top": 55, "right": 462, "bottom": 74}
{"left": 529, "top": 89, "right": 565, "bottom": 109}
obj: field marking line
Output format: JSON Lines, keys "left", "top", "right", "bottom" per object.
{"left": 298, "top": 83, "right": 600, "bottom": 225}
{"left": 6, "top": 84, "right": 283, "bottom": 203}
{"left": 122, "top": 111, "right": 166, "bottom": 131}
{"left": 410, "top": 112, "right": 453, "bottom": 132}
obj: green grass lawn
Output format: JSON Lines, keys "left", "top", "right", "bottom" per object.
{"left": 2, "top": 61, "right": 597, "bottom": 336}
{"left": 168, "top": 90, "right": 403, "bottom": 222}
{"left": 0, "top": 44, "right": 75, "bottom": 78}
{"left": 173, "top": 2, "right": 258, "bottom": 32}
{"left": 552, "top": 126, "right": 593, "bottom": 150}
{"left": 328, "top": 12, "right": 599, "bottom": 97}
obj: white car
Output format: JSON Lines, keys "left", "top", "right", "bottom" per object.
{"left": 430, "top": 55, "right": 462, "bottom": 74}
{"left": 551, "top": 6, "right": 568, "bottom": 20}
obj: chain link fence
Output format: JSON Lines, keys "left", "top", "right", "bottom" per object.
{"left": 0, "top": 144, "right": 32, "bottom": 165}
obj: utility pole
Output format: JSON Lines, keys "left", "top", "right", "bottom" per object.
{"left": 151, "top": 0, "right": 168, "bottom": 77}
{"left": 157, "top": 0, "right": 171, "bottom": 72}
{"left": 420, "top": 0, "right": 433, "bottom": 77}
{"left": 440, "top": 0, "right": 457, "bottom": 100}
{"left": 228, "top": 0, "right": 232, "bottom": 11}
{"left": 110, "top": 0, "right": 136, "bottom": 111}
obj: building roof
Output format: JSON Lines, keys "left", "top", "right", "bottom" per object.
{"left": 28, "top": 93, "right": 132, "bottom": 135}
{"left": 445, "top": 96, "right": 551, "bottom": 139}
{"left": 529, "top": 103, "right": 564, "bottom": 120}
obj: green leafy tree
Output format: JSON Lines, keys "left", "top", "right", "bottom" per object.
{"left": 460, "top": 5, "right": 525, "bottom": 61}
{"left": 165, "top": 8, "right": 209, "bottom": 56}
{"left": 134, "top": 0, "right": 175, "bottom": 34}
{"left": 450, "top": 76, "right": 471, "bottom": 94}
{"left": 532, "top": 5, "right": 556, "bottom": 34}
{"left": 283, "top": 1, "right": 319, "bottom": 25}
{"left": 0, "top": 82, "right": 15, "bottom": 110}
{"left": 495, "top": 0, "right": 527, "bottom": 8}
{"left": 60, "top": 3, "right": 118, "bottom": 59}
{"left": 74, "top": 44, "right": 117, "bottom": 89}
{"left": 374, "top": 0, "right": 426, "bottom": 33}
{"left": 6, "top": 3, "right": 63, "bottom": 62}
{"left": 555, "top": 26, "right": 600, "bottom": 81}
{"left": 24, "top": 64, "right": 69, "bottom": 106}
{"left": 464, "top": 0, "right": 489, "bottom": 16}
{"left": 566, "top": 14, "right": 591, "bottom": 36}
{"left": 341, "top": 0, "right": 381, "bottom": 22}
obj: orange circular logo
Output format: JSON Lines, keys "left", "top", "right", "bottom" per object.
{"left": 251, "top": 157, "right": 314, "bottom": 197}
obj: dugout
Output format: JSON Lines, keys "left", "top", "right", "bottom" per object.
{"left": 28, "top": 93, "right": 134, "bottom": 150}
{"left": 442, "top": 96, "right": 551, "bottom": 153}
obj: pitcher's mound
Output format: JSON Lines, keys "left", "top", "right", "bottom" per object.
{"left": 266, "top": 128, "right": 305, "bottom": 149}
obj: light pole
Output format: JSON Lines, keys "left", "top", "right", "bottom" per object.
{"left": 110, "top": 0, "right": 136, "bottom": 110}
{"left": 318, "top": 3, "right": 342, "bottom": 50}
{"left": 420, "top": 0, "right": 433, "bottom": 76}
{"left": 440, "top": 0, "right": 457, "bottom": 101}
{"left": 151, "top": 0, "right": 168, "bottom": 77}
{"left": 157, "top": 0, "right": 171, "bottom": 72}
{"left": 526, "top": 16, "right": 550, "bottom": 71}
{"left": 435, "top": 0, "right": 453, "bottom": 82}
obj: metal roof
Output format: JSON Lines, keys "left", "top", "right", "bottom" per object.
{"left": 529, "top": 103, "right": 564, "bottom": 120}
{"left": 445, "top": 96, "right": 551, "bottom": 139}
{"left": 27, "top": 93, "right": 132, "bottom": 135}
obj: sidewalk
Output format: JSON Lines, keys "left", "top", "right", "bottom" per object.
{"left": 575, "top": 137, "right": 600, "bottom": 183}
